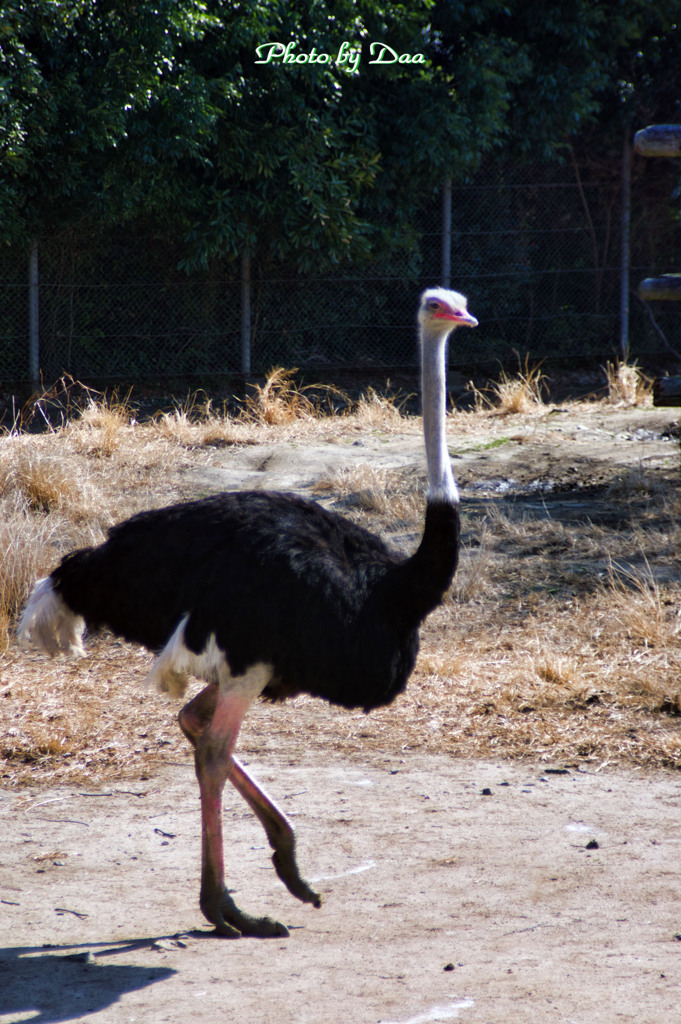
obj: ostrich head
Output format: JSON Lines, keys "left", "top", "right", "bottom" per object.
{"left": 418, "top": 288, "right": 478, "bottom": 335}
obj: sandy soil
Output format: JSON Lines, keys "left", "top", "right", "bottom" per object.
{"left": 2, "top": 397, "right": 681, "bottom": 1023}
{"left": 2, "top": 754, "right": 680, "bottom": 1024}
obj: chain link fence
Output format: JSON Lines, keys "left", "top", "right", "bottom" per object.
{"left": 2, "top": 158, "right": 680, "bottom": 386}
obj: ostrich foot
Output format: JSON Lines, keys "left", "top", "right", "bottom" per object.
{"left": 200, "top": 888, "right": 289, "bottom": 939}
{"left": 272, "top": 849, "right": 321, "bottom": 908}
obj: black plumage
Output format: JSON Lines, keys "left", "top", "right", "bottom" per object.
{"left": 54, "top": 490, "right": 459, "bottom": 711}
{"left": 19, "top": 287, "right": 478, "bottom": 938}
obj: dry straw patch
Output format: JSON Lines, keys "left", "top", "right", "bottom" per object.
{"left": 66, "top": 394, "right": 135, "bottom": 456}
{"left": 313, "top": 464, "right": 423, "bottom": 528}
{"left": 239, "top": 367, "right": 347, "bottom": 426}
{"left": 1, "top": 639, "right": 185, "bottom": 785}
{"left": 599, "top": 559, "right": 681, "bottom": 654}
{"left": 603, "top": 359, "right": 653, "bottom": 406}
{"left": 467, "top": 354, "right": 550, "bottom": 415}
{"left": 0, "top": 500, "right": 61, "bottom": 652}
{"left": 0, "top": 449, "right": 100, "bottom": 521}
{"left": 1, "top": 377, "right": 681, "bottom": 786}
{"left": 0, "top": 444, "right": 108, "bottom": 651}
{"left": 351, "top": 386, "right": 411, "bottom": 429}
{"left": 241, "top": 367, "right": 318, "bottom": 425}
{"left": 151, "top": 400, "right": 256, "bottom": 449}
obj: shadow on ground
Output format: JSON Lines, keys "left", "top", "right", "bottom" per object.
{"left": 0, "top": 939, "right": 176, "bottom": 1023}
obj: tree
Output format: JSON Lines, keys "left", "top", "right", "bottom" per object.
{"left": 0, "top": 0, "right": 220, "bottom": 244}
{"left": 3, "top": 0, "right": 681, "bottom": 272}
{"left": 0, "top": 1, "right": 425, "bottom": 269}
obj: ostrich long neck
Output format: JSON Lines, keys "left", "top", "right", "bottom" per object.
{"left": 383, "top": 320, "right": 461, "bottom": 631}
{"left": 421, "top": 322, "right": 458, "bottom": 505}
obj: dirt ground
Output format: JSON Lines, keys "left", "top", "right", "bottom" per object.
{"left": 2, "top": 391, "right": 681, "bottom": 1023}
{"left": 2, "top": 754, "right": 680, "bottom": 1024}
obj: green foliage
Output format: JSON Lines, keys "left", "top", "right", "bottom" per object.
{"left": 0, "top": 0, "right": 218, "bottom": 240}
{"left": 2, "top": 0, "right": 681, "bottom": 276}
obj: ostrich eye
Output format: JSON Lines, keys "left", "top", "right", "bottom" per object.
{"left": 426, "top": 300, "right": 441, "bottom": 312}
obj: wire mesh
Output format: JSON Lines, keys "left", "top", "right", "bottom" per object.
{"left": 1, "top": 158, "right": 680, "bottom": 384}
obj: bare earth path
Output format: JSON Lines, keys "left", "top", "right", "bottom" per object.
{"left": 1, "top": 753, "right": 680, "bottom": 1023}
{"left": 1, "top": 397, "right": 681, "bottom": 1022}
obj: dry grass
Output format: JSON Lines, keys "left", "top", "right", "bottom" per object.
{"left": 151, "top": 397, "right": 255, "bottom": 449}
{"left": 0, "top": 500, "right": 60, "bottom": 651}
{"left": 239, "top": 367, "right": 346, "bottom": 425}
{"left": 600, "top": 558, "right": 680, "bottom": 648}
{"left": 0, "top": 436, "right": 111, "bottom": 653}
{"left": 66, "top": 393, "right": 135, "bottom": 456}
{"left": 313, "top": 464, "right": 423, "bottom": 528}
{"left": 603, "top": 359, "right": 653, "bottom": 406}
{"left": 0, "top": 449, "right": 101, "bottom": 520}
{"left": 1, "top": 377, "right": 680, "bottom": 786}
{"left": 351, "top": 386, "right": 411, "bottom": 429}
{"left": 241, "top": 367, "right": 314, "bottom": 424}
{"left": 450, "top": 525, "right": 494, "bottom": 602}
{"left": 467, "top": 354, "right": 549, "bottom": 415}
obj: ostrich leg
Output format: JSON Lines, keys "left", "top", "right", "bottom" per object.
{"left": 178, "top": 682, "right": 289, "bottom": 938}
{"left": 228, "top": 757, "right": 321, "bottom": 908}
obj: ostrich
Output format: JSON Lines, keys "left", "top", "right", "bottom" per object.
{"left": 19, "top": 287, "right": 477, "bottom": 938}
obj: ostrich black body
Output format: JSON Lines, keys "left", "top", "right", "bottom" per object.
{"left": 52, "top": 490, "right": 459, "bottom": 712}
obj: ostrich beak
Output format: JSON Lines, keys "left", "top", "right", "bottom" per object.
{"left": 436, "top": 308, "right": 478, "bottom": 328}
{"left": 451, "top": 309, "right": 478, "bottom": 328}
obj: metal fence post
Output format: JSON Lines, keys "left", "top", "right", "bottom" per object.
{"left": 619, "top": 132, "right": 631, "bottom": 361}
{"left": 29, "top": 240, "right": 40, "bottom": 387}
{"left": 441, "top": 178, "right": 452, "bottom": 289}
{"left": 241, "top": 248, "right": 251, "bottom": 374}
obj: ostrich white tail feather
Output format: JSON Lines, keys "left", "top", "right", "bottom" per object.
{"left": 18, "top": 577, "right": 86, "bottom": 658}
